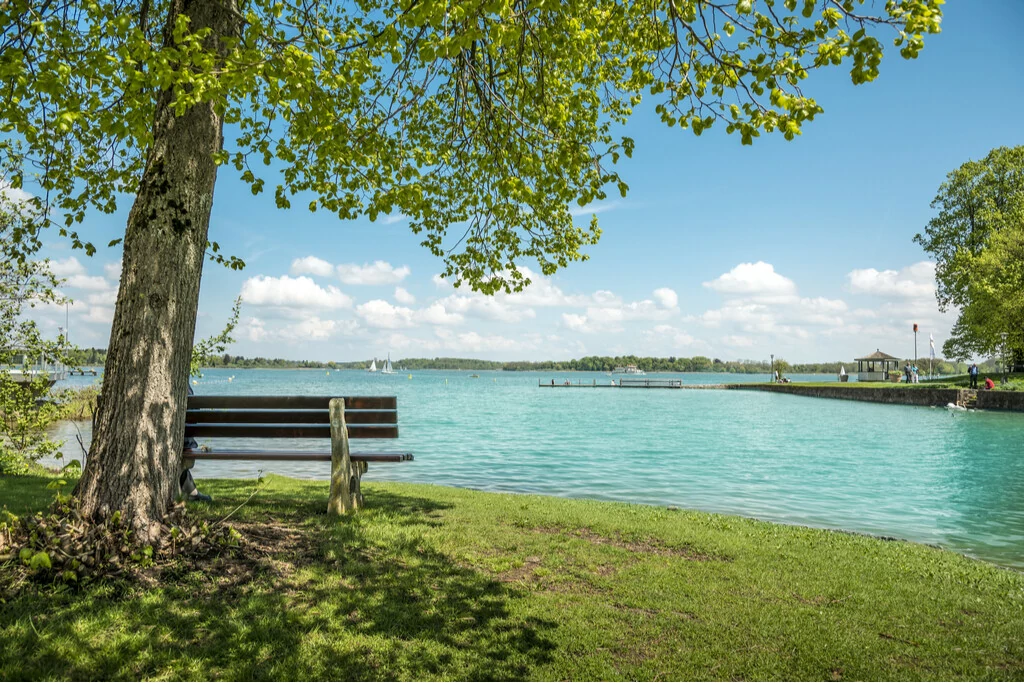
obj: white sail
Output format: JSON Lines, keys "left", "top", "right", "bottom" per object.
{"left": 368, "top": 358, "right": 377, "bottom": 372}
{"left": 381, "top": 353, "right": 395, "bottom": 374}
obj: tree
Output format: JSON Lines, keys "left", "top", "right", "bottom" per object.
{"left": 1, "top": 0, "right": 942, "bottom": 539}
{"left": 914, "top": 146, "right": 1024, "bottom": 367}
{"left": 1, "top": 196, "right": 72, "bottom": 473}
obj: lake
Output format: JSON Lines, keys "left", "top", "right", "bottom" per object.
{"left": 48, "top": 368, "right": 1024, "bottom": 569}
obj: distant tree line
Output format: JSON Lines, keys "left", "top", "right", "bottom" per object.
{"left": 57, "top": 350, "right": 975, "bottom": 375}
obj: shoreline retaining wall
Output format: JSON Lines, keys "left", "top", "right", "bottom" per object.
{"left": 726, "top": 384, "right": 1024, "bottom": 412}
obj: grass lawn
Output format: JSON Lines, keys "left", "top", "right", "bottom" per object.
{"left": 752, "top": 373, "right": 1024, "bottom": 390}
{"left": 1, "top": 474, "right": 1022, "bottom": 680}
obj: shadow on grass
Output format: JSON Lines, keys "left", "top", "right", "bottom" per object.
{"left": 0, "top": 482, "right": 558, "bottom": 681}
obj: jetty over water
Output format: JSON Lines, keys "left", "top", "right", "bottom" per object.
{"left": 539, "top": 379, "right": 726, "bottom": 389}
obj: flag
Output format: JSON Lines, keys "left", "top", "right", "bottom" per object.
{"left": 930, "top": 333, "right": 935, "bottom": 358}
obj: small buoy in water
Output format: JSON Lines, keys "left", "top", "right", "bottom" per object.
{"left": 408, "top": 374, "right": 412, "bottom": 379}
{"left": 326, "top": 371, "right": 330, "bottom": 376}
{"left": 445, "top": 378, "right": 448, "bottom": 385}
{"left": 191, "top": 380, "right": 198, "bottom": 385}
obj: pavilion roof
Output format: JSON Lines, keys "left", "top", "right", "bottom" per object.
{"left": 855, "top": 349, "right": 901, "bottom": 362}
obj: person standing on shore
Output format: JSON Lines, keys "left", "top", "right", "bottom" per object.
{"left": 969, "top": 363, "right": 979, "bottom": 389}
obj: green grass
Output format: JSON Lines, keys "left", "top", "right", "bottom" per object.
{"left": 741, "top": 373, "right": 1024, "bottom": 390}
{"left": 2, "top": 474, "right": 1023, "bottom": 680}
{"left": 919, "top": 372, "right": 1024, "bottom": 390}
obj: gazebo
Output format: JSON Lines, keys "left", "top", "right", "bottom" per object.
{"left": 855, "top": 349, "right": 901, "bottom": 382}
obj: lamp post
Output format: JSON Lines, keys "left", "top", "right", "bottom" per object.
{"left": 1001, "top": 332, "right": 1009, "bottom": 384}
{"left": 912, "top": 323, "right": 919, "bottom": 383}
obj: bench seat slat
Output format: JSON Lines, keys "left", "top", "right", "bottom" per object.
{"left": 187, "top": 395, "right": 394, "bottom": 410}
{"left": 184, "top": 425, "right": 398, "bottom": 439}
{"left": 185, "top": 409, "right": 396, "bottom": 425}
{"left": 183, "top": 449, "right": 413, "bottom": 462}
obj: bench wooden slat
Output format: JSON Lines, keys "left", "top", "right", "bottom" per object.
{"left": 183, "top": 449, "right": 413, "bottom": 462}
{"left": 187, "top": 395, "right": 395, "bottom": 410}
{"left": 184, "top": 425, "right": 398, "bottom": 439}
{"left": 185, "top": 409, "right": 397, "bottom": 425}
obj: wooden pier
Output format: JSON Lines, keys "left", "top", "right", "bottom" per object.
{"left": 539, "top": 378, "right": 692, "bottom": 389}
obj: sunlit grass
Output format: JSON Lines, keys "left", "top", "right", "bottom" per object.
{"left": 2, "top": 474, "right": 1022, "bottom": 680}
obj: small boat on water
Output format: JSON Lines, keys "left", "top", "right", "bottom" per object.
{"left": 470, "top": 374, "right": 480, "bottom": 378}
{"left": 367, "top": 358, "right": 378, "bottom": 372}
{"left": 381, "top": 354, "right": 395, "bottom": 375}
{"left": 612, "top": 364, "right": 646, "bottom": 376}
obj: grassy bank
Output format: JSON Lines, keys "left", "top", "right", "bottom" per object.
{"left": 1, "top": 474, "right": 1022, "bottom": 680}
{"left": 757, "top": 373, "right": 1024, "bottom": 390}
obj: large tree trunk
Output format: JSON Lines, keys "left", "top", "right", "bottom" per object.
{"left": 75, "top": 0, "right": 239, "bottom": 542}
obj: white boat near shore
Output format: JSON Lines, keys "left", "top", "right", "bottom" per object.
{"left": 611, "top": 364, "right": 646, "bottom": 376}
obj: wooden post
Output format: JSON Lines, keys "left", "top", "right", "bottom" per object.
{"left": 328, "top": 398, "right": 362, "bottom": 515}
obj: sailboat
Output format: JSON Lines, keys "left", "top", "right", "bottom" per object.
{"left": 367, "top": 358, "right": 378, "bottom": 372}
{"left": 381, "top": 353, "right": 395, "bottom": 375}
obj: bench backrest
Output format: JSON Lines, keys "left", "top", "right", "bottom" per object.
{"left": 184, "top": 395, "right": 398, "bottom": 440}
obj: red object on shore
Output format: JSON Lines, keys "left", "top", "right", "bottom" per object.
{"left": 985, "top": 377, "right": 995, "bottom": 390}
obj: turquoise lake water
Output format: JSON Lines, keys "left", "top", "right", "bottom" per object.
{"left": 50, "top": 368, "right": 1024, "bottom": 569}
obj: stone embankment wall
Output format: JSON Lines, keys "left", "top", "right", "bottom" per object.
{"left": 974, "top": 391, "right": 1024, "bottom": 412}
{"left": 728, "top": 384, "right": 974, "bottom": 408}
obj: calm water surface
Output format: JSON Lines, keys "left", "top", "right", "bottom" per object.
{"left": 48, "top": 368, "right": 1024, "bottom": 569}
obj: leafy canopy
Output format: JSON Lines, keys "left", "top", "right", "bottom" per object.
{"left": 915, "top": 146, "right": 1024, "bottom": 361}
{"left": 1, "top": 0, "right": 942, "bottom": 293}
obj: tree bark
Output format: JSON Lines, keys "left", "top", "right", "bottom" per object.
{"left": 74, "top": 0, "right": 239, "bottom": 542}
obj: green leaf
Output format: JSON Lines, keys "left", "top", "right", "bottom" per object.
{"left": 29, "top": 551, "right": 52, "bottom": 570}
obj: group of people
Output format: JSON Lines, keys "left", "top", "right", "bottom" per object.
{"left": 967, "top": 363, "right": 996, "bottom": 390}
{"left": 903, "top": 362, "right": 921, "bottom": 383}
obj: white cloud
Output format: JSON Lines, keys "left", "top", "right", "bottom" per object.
{"left": 381, "top": 214, "right": 407, "bottom": 225}
{"left": 291, "top": 256, "right": 335, "bottom": 278}
{"left": 568, "top": 200, "right": 620, "bottom": 218}
{"left": 562, "top": 313, "right": 592, "bottom": 333}
{"left": 337, "top": 260, "right": 410, "bottom": 285}
{"left": 394, "top": 287, "right": 416, "bottom": 305}
{"left": 434, "top": 329, "right": 534, "bottom": 353}
{"left": 592, "top": 290, "right": 621, "bottom": 307}
{"left": 284, "top": 317, "right": 337, "bottom": 340}
{"left": 502, "top": 267, "right": 588, "bottom": 308}
{"left": 703, "top": 262, "right": 797, "bottom": 297}
{"left": 49, "top": 257, "right": 87, "bottom": 277}
{"left": 653, "top": 287, "right": 678, "bottom": 309}
{"left": 241, "top": 316, "right": 267, "bottom": 342}
{"left": 646, "top": 324, "right": 700, "bottom": 348}
{"left": 66, "top": 274, "right": 111, "bottom": 291}
{"left": 721, "top": 335, "right": 755, "bottom": 348}
{"left": 83, "top": 306, "right": 114, "bottom": 324}
{"left": 87, "top": 290, "right": 118, "bottom": 306}
{"left": 355, "top": 299, "right": 417, "bottom": 329}
{"left": 847, "top": 262, "right": 936, "bottom": 299}
{"left": 240, "top": 275, "right": 352, "bottom": 310}
{"left": 0, "top": 180, "right": 33, "bottom": 205}
{"left": 438, "top": 294, "right": 536, "bottom": 323}
{"left": 417, "top": 302, "right": 463, "bottom": 326}
{"left": 103, "top": 260, "right": 122, "bottom": 281}
{"left": 432, "top": 274, "right": 450, "bottom": 289}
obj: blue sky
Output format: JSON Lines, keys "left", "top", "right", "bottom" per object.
{"left": 28, "top": 1, "right": 1024, "bottom": 363}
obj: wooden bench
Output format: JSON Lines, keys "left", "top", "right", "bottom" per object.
{"left": 183, "top": 395, "right": 412, "bottom": 514}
